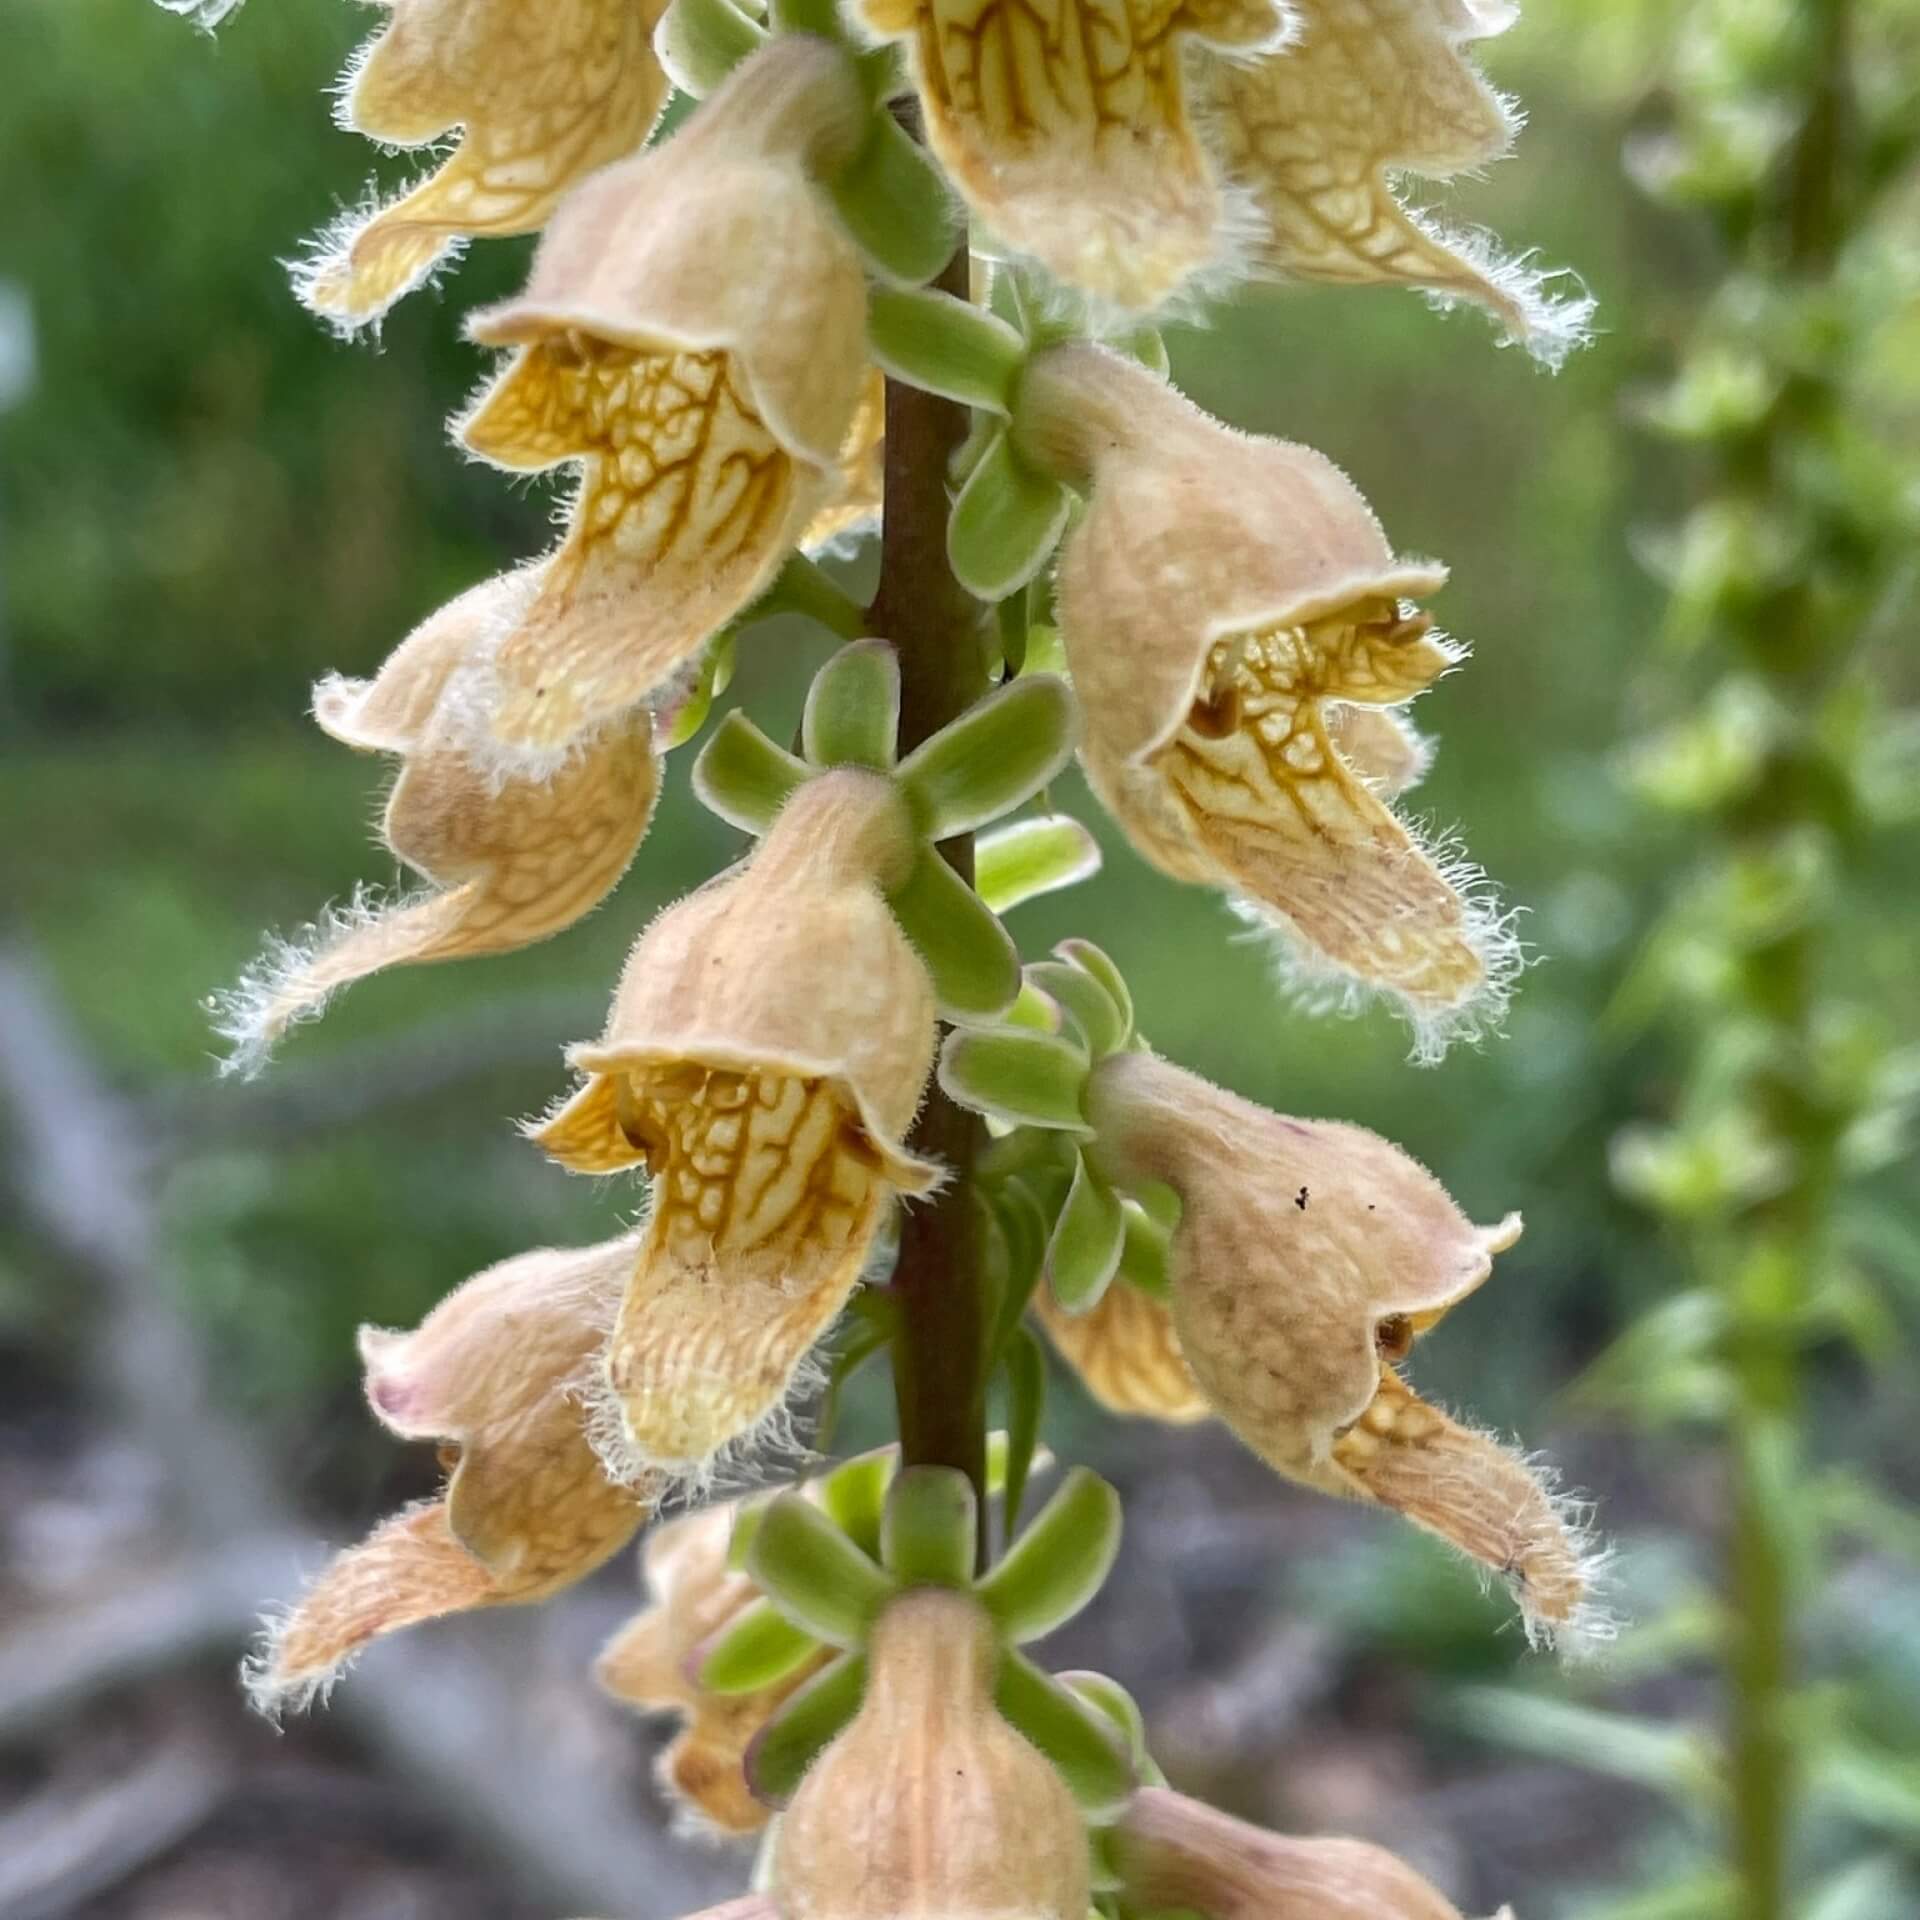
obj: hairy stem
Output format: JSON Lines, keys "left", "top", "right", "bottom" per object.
{"left": 869, "top": 237, "right": 991, "bottom": 1556}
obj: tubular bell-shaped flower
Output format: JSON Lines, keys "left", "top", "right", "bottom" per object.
{"left": 600, "top": 1502, "right": 830, "bottom": 1834}
{"left": 535, "top": 771, "right": 941, "bottom": 1482}
{"left": 775, "top": 1589, "right": 1090, "bottom": 1920}
{"left": 857, "top": 0, "right": 1292, "bottom": 311}
{"left": 1115, "top": 1785, "right": 1481, "bottom": 1920}
{"left": 246, "top": 1238, "right": 655, "bottom": 1717}
{"left": 1015, "top": 343, "right": 1512, "bottom": 1059}
{"left": 457, "top": 39, "right": 872, "bottom": 760}
{"left": 1083, "top": 1048, "right": 1601, "bottom": 1647}
{"left": 296, "top": 0, "right": 673, "bottom": 330}
{"left": 214, "top": 573, "right": 660, "bottom": 1076}
{"left": 1204, "top": 0, "right": 1590, "bottom": 363}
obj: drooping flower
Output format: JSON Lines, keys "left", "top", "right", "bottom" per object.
{"left": 1115, "top": 1784, "right": 1483, "bottom": 1920}
{"left": 1015, "top": 343, "right": 1513, "bottom": 1059}
{"left": 1032, "top": 1272, "right": 1210, "bottom": 1424}
{"left": 245, "top": 1237, "right": 656, "bottom": 1716}
{"left": 1204, "top": 0, "right": 1591, "bottom": 363}
{"left": 775, "top": 1589, "right": 1090, "bottom": 1920}
{"left": 856, "top": 0, "right": 1293, "bottom": 311}
{"left": 535, "top": 771, "right": 941, "bottom": 1483}
{"left": 458, "top": 39, "right": 872, "bottom": 761}
{"left": 1085, "top": 1048, "right": 1602, "bottom": 1647}
{"left": 213, "top": 573, "right": 659, "bottom": 1076}
{"left": 296, "top": 0, "right": 673, "bottom": 330}
{"left": 599, "top": 1499, "right": 831, "bottom": 1835}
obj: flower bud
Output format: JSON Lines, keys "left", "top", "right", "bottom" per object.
{"left": 1115, "top": 1785, "right": 1472, "bottom": 1920}
{"left": 600, "top": 1503, "right": 830, "bottom": 1834}
{"left": 536, "top": 772, "right": 941, "bottom": 1482}
{"left": 858, "top": 0, "right": 1289, "bottom": 310}
{"left": 1017, "top": 343, "right": 1511, "bottom": 1061}
{"left": 1088, "top": 1050, "right": 1598, "bottom": 1646}
{"left": 457, "top": 39, "right": 872, "bottom": 758}
{"left": 1033, "top": 1278, "right": 1211, "bottom": 1425}
{"left": 245, "top": 1237, "right": 654, "bottom": 1717}
{"left": 213, "top": 574, "right": 659, "bottom": 1076}
{"left": 775, "top": 1590, "right": 1090, "bottom": 1920}
{"left": 1204, "top": 0, "right": 1591, "bottom": 364}
{"left": 296, "top": 0, "right": 673, "bottom": 328}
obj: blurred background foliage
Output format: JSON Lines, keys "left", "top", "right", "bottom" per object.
{"left": 0, "top": 1, "right": 1916, "bottom": 1916}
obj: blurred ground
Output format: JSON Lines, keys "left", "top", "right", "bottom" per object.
{"left": 1, "top": 1, "right": 1916, "bottom": 1916}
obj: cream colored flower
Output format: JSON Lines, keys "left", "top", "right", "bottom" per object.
{"left": 776, "top": 1590, "right": 1089, "bottom": 1920}
{"left": 1116, "top": 1785, "right": 1479, "bottom": 1920}
{"left": 297, "top": 0, "right": 673, "bottom": 329}
{"left": 246, "top": 1238, "right": 655, "bottom": 1716}
{"left": 535, "top": 772, "right": 941, "bottom": 1482}
{"left": 1033, "top": 1275, "right": 1210, "bottom": 1424}
{"left": 1087, "top": 1049, "right": 1600, "bottom": 1647}
{"left": 858, "top": 0, "right": 1291, "bottom": 310}
{"left": 1207, "top": 0, "right": 1590, "bottom": 362}
{"left": 1016, "top": 343, "right": 1511, "bottom": 1059}
{"left": 598, "top": 1501, "right": 830, "bottom": 1835}
{"left": 801, "top": 370, "right": 887, "bottom": 554}
{"left": 458, "top": 40, "right": 871, "bottom": 760}
{"left": 214, "top": 573, "right": 659, "bottom": 1076}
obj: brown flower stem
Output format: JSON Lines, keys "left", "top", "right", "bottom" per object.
{"left": 868, "top": 231, "right": 991, "bottom": 1559}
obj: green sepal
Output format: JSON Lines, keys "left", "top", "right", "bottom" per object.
{"left": 895, "top": 675, "right": 1078, "bottom": 837}
{"left": 770, "top": 0, "right": 841, "bottom": 37}
{"left": 886, "top": 846, "right": 1022, "bottom": 1021}
{"left": 1006, "top": 981, "right": 1065, "bottom": 1033}
{"left": 976, "top": 1466, "right": 1122, "bottom": 1644}
{"left": 993, "top": 1650, "right": 1134, "bottom": 1815}
{"left": 655, "top": 0, "right": 764, "bottom": 96}
{"left": 1061, "top": 1671, "right": 1167, "bottom": 1789}
{"left": 1026, "top": 961, "right": 1126, "bottom": 1060}
{"left": 817, "top": 1445, "right": 898, "bottom": 1561}
{"left": 751, "top": 551, "right": 867, "bottom": 641}
{"left": 816, "top": 1321, "right": 889, "bottom": 1451}
{"left": 692, "top": 711, "right": 812, "bottom": 833}
{"left": 948, "top": 430, "right": 1072, "bottom": 602}
{"left": 745, "top": 1492, "right": 898, "bottom": 1648}
{"left": 745, "top": 1650, "right": 868, "bottom": 1806}
{"left": 868, "top": 287, "right": 1027, "bottom": 412}
{"left": 828, "top": 114, "right": 959, "bottom": 288}
{"left": 1115, "top": 1203, "right": 1171, "bottom": 1301}
{"left": 726, "top": 1491, "right": 777, "bottom": 1572}
{"left": 1122, "top": 329, "right": 1170, "bottom": 378}
{"left": 984, "top": 1427, "right": 1025, "bottom": 1496}
{"left": 882, "top": 1465, "right": 979, "bottom": 1586}
{"left": 804, "top": 639, "right": 901, "bottom": 771}
{"left": 698, "top": 1596, "right": 826, "bottom": 1695}
{"left": 662, "top": 658, "right": 720, "bottom": 750}
{"left": 1054, "top": 941, "right": 1133, "bottom": 1044}
{"left": 939, "top": 1027, "right": 1092, "bottom": 1135}
{"left": 1046, "top": 1153, "right": 1127, "bottom": 1312}
{"left": 999, "top": 1323, "right": 1047, "bottom": 1537}
{"left": 976, "top": 816, "right": 1102, "bottom": 913}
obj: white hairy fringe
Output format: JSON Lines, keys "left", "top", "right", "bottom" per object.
{"left": 1480, "top": 1437, "right": 1620, "bottom": 1662}
{"left": 206, "top": 881, "right": 403, "bottom": 1081}
{"left": 156, "top": 0, "right": 245, "bottom": 31}
{"left": 286, "top": 174, "right": 467, "bottom": 344}
{"left": 1405, "top": 208, "right": 1597, "bottom": 372}
{"left": 1228, "top": 817, "right": 1527, "bottom": 1067}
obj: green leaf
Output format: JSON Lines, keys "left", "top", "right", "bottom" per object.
{"left": 804, "top": 639, "right": 900, "bottom": 771}
{"left": 692, "top": 712, "right": 811, "bottom": 834}
{"left": 939, "top": 1027, "right": 1092, "bottom": 1134}
{"left": 746, "top": 1651, "right": 868, "bottom": 1806}
{"left": 977, "top": 1467, "right": 1122, "bottom": 1644}
{"left": 698, "top": 1596, "right": 825, "bottom": 1694}
{"left": 868, "top": 287, "right": 1027, "bottom": 412}
{"left": 882, "top": 1465, "right": 978, "bottom": 1585}
{"left": 999, "top": 1325, "right": 1047, "bottom": 1539}
{"left": 746, "top": 1493, "right": 897, "bottom": 1647}
{"left": 655, "top": 0, "right": 765, "bottom": 95}
{"left": 976, "top": 816, "right": 1102, "bottom": 914}
{"left": 827, "top": 114, "right": 959, "bottom": 287}
{"left": 896, "top": 675, "right": 1078, "bottom": 838}
{"left": 1053, "top": 941, "right": 1133, "bottom": 1043}
{"left": 886, "top": 847, "right": 1021, "bottom": 1021}
{"left": 819, "top": 1446, "right": 899, "bottom": 1561}
{"left": 1046, "top": 1154, "right": 1127, "bottom": 1312}
{"left": 1026, "top": 960, "right": 1125, "bottom": 1060}
{"left": 1448, "top": 1687, "right": 1712, "bottom": 1801}
{"left": 993, "top": 1650, "right": 1133, "bottom": 1814}
{"left": 948, "top": 431, "right": 1072, "bottom": 602}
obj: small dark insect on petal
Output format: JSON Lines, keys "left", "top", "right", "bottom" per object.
{"left": 1295, "top": 1186, "right": 1309, "bottom": 1210}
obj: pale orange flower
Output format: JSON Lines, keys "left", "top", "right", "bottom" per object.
{"left": 1033, "top": 1277, "right": 1211, "bottom": 1424}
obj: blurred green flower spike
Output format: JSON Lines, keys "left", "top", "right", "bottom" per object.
{"left": 940, "top": 942, "right": 1145, "bottom": 1311}
{"left": 691, "top": 640, "right": 1081, "bottom": 1020}
{"left": 723, "top": 1462, "right": 1130, "bottom": 1810}
{"left": 654, "top": 0, "right": 956, "bottom": 285}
